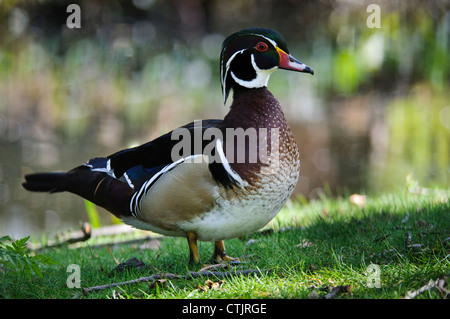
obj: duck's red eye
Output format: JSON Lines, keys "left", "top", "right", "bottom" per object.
{"left": 255, "top": 42, "right": 268, "bottom": 52}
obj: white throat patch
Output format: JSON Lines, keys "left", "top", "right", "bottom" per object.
{"left": 222, "top": 50, "right": 278, "bottom": 102}
{"left": 230, "top": 54, "right": 277, "bottom": 89}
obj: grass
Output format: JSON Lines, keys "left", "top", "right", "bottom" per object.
{"left": 1, "top": 185, "right": 449, "bottom": 300}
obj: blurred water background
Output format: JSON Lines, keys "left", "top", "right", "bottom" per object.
{"left": 0, "top": 0, "right": 449, "bottom": 238}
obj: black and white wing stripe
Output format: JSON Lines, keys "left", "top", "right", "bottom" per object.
{"left": 129, "top": 139, "right": 245, "bottom": 220}
{"left": 129, "top": 155, "right": 202, "bottom": 219}
{"left": 83, "top": 157, "right": 135, "bottom": 189}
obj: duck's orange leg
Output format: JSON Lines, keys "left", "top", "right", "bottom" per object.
{"left": 186, "top": 231, "right": 200, "bottom": 264}
{"left": 212, "top": 240, "right": 240, "bottom": 263}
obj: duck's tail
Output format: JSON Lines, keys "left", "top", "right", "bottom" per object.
{"left": 23, "top": 165, "right": 134, "bottom": 218}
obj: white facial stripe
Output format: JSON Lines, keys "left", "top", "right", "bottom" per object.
{"left": 216, "top": 139, "right": 244, "bottom": 187}
{"left": 226, "top": 49, "right": 246, "bottom": 69}
{"left": 222, "top": 49, "right": 247, "bottom": 100}
{"left": 251, "top": 34, "right": 278, "bottom": 50}
{"left": 230, "top": 54, "right": 277, "bottom": 89}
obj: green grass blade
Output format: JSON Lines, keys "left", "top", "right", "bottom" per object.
{"left": 84, "top": 200, "right": 101, "bottom": 228}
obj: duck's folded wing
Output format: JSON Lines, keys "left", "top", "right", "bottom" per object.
{"left": 88, "top": 118, "right": 244, "bottom": 195}
{"left": 107, "top": 119, "right": 223, "bottom": 179}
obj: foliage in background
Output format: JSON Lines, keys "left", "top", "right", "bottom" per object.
{"left": 375, "top": 85, "right": 450, "bottom": 190}
{"left": 0, "top": 235, "right": 59, "bottom": 279}
{"left": 3, "top": 1, "right": 447, "bottom": 191}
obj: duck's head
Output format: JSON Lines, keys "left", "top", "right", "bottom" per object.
{"left": 220, "top": 28, "right": 314, "bottom": 103}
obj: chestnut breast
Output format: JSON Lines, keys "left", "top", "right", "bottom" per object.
{"left": 223, "top": 87, "right": 300, "bottom": 197}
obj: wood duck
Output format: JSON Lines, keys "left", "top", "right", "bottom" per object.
{"left": 22, "top": 28, "right": 313, "bottom": 264}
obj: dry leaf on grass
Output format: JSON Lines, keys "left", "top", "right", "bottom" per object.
{"left": 296, "top": 239, "right": 315, "bottom": 249}
{"left": 404, "top": 232, "right": 425, "bottom": 250}
{"left": 349, "top": 194, "right": 366, "bottom": 207}
{"left": 198, "top": 279, "right": 225, "bottom": 292}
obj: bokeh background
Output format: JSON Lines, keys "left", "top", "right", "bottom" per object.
{"left": 0, "top": 0, "right": 449, "bottom": 237}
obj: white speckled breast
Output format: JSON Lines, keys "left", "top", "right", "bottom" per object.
{"left": 180, "top": 138, "right": 300, "bottom": 242}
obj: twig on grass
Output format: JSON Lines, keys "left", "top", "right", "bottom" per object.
{"left": 31, "top": 223, "right": 163, "bottom": 253}
{"left": 404, "top": 277, "right": 449, "bottom": 299}
{"left": 83, "top": 268, "right": 274, "bottom": 294}
{"left": 32, "top": 222, "right": 92, "bottom": 251}
{"left": 199, "top": 263, "right": 229, "bottom": 272}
